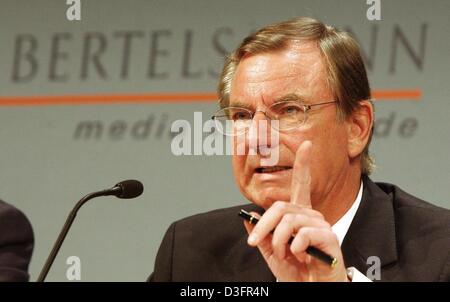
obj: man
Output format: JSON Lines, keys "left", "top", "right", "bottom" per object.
{"left": 150, "top": 17, "right": 450, "bottom": 281}
{"left": 0, "top": 200, "right": 34, "bottom": 282}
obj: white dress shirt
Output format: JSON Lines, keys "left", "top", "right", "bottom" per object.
{"left": 331, "top": 181, "right": 371, "bottom": 282}
{"left": 331, "top": 181, "right": 363, "bottom": 246}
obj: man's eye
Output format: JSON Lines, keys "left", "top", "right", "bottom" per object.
{"left": 233, "top": 111, "right": 251, "bottom": 120}
{"left": 282, "top": 105, "right": 301, "bottom": 115}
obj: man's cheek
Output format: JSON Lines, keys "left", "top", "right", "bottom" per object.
{"left": 232, "top": 156, "right": 246, "bottom": 179}
{"left": 280, "top": 129, "right": 310, "bottom": 152}
{"left": 232, "top": 134, "right": 247, "bottom": 156}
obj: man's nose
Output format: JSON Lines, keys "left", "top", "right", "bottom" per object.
{"left": 247, "top": 111, "right": 279, "bottom": 155}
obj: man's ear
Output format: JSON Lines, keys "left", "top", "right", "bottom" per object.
{"left": 346, "top": 100, "right": 374, "bottom": 159}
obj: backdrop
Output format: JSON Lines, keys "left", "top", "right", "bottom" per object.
{"left": 0, "top": 0, "right": 448, "bottom": 281}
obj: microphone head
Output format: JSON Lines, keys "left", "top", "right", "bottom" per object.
{"left": 113, "top": 180, "right": 144, "bottom": 199}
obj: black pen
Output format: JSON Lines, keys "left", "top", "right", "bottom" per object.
{"left": 239, "top": 209, "right": 338, "bottom": 267}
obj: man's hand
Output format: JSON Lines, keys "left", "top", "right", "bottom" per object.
{"left": 244, "top": 140, "right": 348, "bottom": 281}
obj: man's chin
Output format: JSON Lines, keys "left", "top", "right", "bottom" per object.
{"left": 246, "top": 190, "right": 290, "bottom": 210}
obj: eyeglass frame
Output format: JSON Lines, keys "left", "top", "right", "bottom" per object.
{"left": 211, "top": 99, "right": 338, "bottom": 135}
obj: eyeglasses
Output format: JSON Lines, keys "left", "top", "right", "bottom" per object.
{"left": 211, "top": 100, "right": 337, "bottom": 136}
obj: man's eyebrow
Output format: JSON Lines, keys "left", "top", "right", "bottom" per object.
{"left": 274, "top": 93, "right": 311, "bottom": 104}
{"left": 228, "top": 100, "right": 253, "bottom": 109}
{"left": 228, "top": 93, "right": 311, "bottom": 108}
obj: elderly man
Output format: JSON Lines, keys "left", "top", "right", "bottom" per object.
{"left": 150, "top": 17, "right": 450, "bottom": 281}
{"left": 0, "top": 200, "right": 34, "bottom": 282}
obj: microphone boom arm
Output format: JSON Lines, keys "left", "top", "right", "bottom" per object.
{"left": 37, "top": 190, "right": 112, "bottom": 282}
{"left": 36, "top": 180, "right": 143, "bottom": 282}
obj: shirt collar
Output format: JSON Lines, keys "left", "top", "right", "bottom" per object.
{"left": 331, "top": 180, "right": 363, "bottom": 246}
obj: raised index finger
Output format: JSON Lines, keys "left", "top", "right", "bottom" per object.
{"left": 290, "top": 140, "right": 312, "bottom": 207}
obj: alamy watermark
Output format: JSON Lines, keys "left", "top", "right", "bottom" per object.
{"left": 366, "top": 255, "right": 381, "bottom": 280}
{"left": 66, "top": 0, "right": 81, "bottom": 21}
{"left": 66, "top": 256, "right": 81, "bottom": 281}
{"left": 366, "top": 0, "right": 381, "bottom": 21}
{"left": 170, "top": 112, "right": 280, "bottom": 166}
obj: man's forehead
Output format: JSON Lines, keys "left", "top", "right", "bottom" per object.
{"left": 231, "top": 42, "right": 325, "bottom": 87}
{"left": 228, "top": 40, "right": 328, "bottom": 107}
{"left": 229, "top": 92, "right": 313, "bottom": 108}
{"left": 236, "top": 55, "right": 320, "bottom": 82}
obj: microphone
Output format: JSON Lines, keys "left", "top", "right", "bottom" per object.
{"left": 108, "top": 179, "right": 144, "bottom": 199}
{"left": 36, "top": 180, "right": 144, "bottom": 282}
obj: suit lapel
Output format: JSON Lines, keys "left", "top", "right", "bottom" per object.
{"left": 225, "top": 235, "right": 276, "bottom": 281}
{"left": 227, "top": 204, "right": 276, "bottom": 282}
{"left": 341, "top": 175, "right": 398, "bottom": 277}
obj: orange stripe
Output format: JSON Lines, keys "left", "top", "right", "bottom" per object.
{"left": 0, "top": 89, "right": 421, "bottom": 106}
{"left": 0, "top": 93, "right": 218, "bottom": 106}
{"left": 372, "top": 89, "right": 422, "bottom": 100}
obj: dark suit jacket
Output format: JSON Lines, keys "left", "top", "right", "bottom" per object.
{"left": 149, "top": 176, "right": 450, "bottom": 281}
{"left": 0, "top": 200, "right": 34, "bottom": 282}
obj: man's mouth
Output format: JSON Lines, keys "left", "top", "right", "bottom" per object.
{"left": 255, "top": 166, "right": 292, "bottom": 173}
